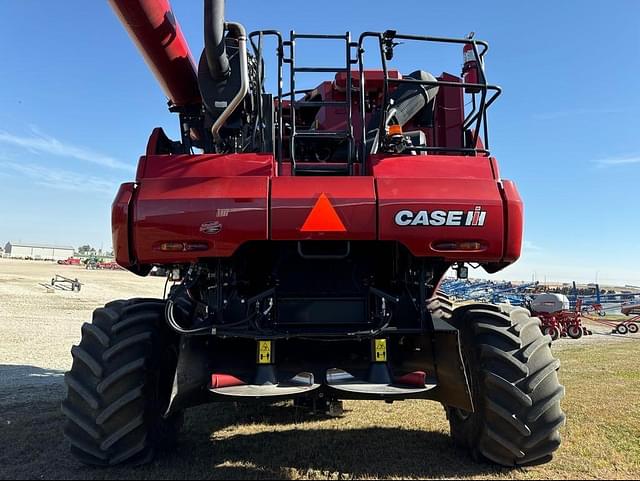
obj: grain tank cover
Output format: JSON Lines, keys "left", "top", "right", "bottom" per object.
{"left": 531, "top": 293, "right": 570, "bottom": 313}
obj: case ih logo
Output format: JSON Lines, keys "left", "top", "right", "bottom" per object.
{"left": 395, "top": 206, "right": 487, "bottom": 227}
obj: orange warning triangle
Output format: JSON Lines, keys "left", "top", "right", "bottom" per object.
{"left": 300, "top": 193, "right": 346, "bottom": 232}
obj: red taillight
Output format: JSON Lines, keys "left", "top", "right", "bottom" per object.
{"left": 431, "top": 241, "right": 486, "bottom": 252}
{"left": 155, "top": 242, "right": 209, "bottom": 252}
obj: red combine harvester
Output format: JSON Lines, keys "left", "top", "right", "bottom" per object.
{"left": 62, "top": 0, "right": 565, "bottom": 468}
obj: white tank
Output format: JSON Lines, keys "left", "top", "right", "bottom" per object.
{"left": 531, "top": 293, "right": 570, "bottom": 314}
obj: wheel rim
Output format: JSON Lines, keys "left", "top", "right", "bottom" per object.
{"left": 545, "top": 326, "right": 559, "bottom": 340}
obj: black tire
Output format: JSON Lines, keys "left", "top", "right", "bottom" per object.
{"left": 627, "top": 323, "right": 638, "bottom": 334}
{"left": 567, "top": 325, "right": 583, "bottom": 340}
{"left": 62, "top": 299, "right": 181, "bottom": 466}
{"left": 446, "top": 304, "right": 565, "bottom": 467}
{"left": 543, "top": 325, "right": 560, "bottom": 342}
{"left": 616, "top": 324, "right": 628, "bottom": 335}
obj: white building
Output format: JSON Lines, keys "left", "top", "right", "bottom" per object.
{"left": 4, "top": 242, "right": 75, "bottom": 261}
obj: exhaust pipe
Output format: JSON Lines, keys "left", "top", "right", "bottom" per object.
{"left": 209, "top": 22, "right": 249, "bottom": 141}
{"left": 201, "top": 0, "right": 249, "bottom": 142}
{"left": 204, "top": 0, "right": 230, "bottom": 80}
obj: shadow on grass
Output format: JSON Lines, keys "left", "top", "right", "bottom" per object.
{"left": 0, "top": 364, "right": 65, "bottom": 384}
{"left": 0, "top": 388, "right": 512, "bottom": 480}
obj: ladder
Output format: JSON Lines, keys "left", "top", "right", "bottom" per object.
{"left": 284, "top": 32, "right": 358, "bottom": 175}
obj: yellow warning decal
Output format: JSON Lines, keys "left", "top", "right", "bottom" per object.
{"left": 258, "top": 340, "right": 272, "bottom": 364}
{"left": 374, "top": 339, "right": 387, "bottom": 362}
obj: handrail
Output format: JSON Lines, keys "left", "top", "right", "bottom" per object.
{"left": 357, "top": 31, "right": 501, "bottom": 166}
{"left": 249, "top": 30, "right": 283, "bottom": 173}
{"left": 250, "top": 28, "right": 502, "bottom": 175}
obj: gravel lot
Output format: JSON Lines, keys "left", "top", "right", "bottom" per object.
{"left": 0, "top": 259, "right": 165, "bottom": 401}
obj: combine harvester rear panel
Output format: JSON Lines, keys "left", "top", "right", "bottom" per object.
{"left": 62, "top": 0, "right": 565, "bottom": 469}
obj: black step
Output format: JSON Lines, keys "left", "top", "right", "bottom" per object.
{"left": 326, "top": 368, "right": 437, "bottom": 398}
{"left": 294, "top": 163, "right": 350, "bottom": 174}
{"left": 294, "top": 130, "right": 350, "bottom": 140}
{"left": 293, "top": 100, "right": 348, "bottom": 108}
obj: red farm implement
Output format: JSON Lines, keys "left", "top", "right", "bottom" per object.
{"left": 532, "top": 297, "right": 592, "bottom": 341}
{"left": 57, "top": 257, "right": 82, "bottom": 266}
{"left": 582, "top": 312, "right": 640, "bottom": 335}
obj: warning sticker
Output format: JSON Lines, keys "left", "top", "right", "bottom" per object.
{"left": 374, "top": 339, "right": 387, "bottom": 362}
{"left": 258, "top": 340, "right": 272, "bottom": 364}
{"left": 300, "top": 193, "right": 346, "bottom": 233}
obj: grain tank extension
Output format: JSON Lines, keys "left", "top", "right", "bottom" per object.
{"left": 61, "top": 0, "right": 565, "bottom": 469}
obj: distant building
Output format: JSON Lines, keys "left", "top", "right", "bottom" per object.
{"left": 4, "top": 242, "right": 75, "bottom": 261}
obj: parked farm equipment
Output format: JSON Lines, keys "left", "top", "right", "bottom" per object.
{"left": 621, "top": 301, "right": 640, "bottom": 317}
{"left": 96, "top": 260, "right": 123, "bottom": 270}
{"left": 61, "top": 0, "right": 565, "bottom": 469}
{"left": 57, "top": 257, "right": 82, "bottom": 266}
{"left": 581, "top": 312, "right": 640, "bottom": 335}
{"left": 46, "top": 274, "right": 83, "bottom": 292}
{"left": 529, "top": 295, "right": 591, "bottom": 341}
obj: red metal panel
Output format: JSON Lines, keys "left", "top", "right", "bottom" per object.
{"left": 133, "top": 177, "right": 269, "bottom": 262}
{"left": 108, "top": 0, "right": 201, "bottom": 107}
{"left": 501, "top": 180, "right": 524, "bottom": 262}
{"left": 377, "top": 177, "right": 504, "bottom": 260}
{"left": 138, "top": 153, "right": 274, "bottom": 180}
{"left": 271, "top": 177, "right": 376, "bottom": 240}
{"left": 370, "top": 154, "right": 495, "bottom": 179}
{"left": 112, "top": 182, "right": 135, "bottom": 268}
{"left": 436, "top": 73, "right": 464, "bottom": 149}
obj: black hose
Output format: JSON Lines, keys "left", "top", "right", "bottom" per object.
{"left": 204, "top": 0, "right": 229, "bottom": 80}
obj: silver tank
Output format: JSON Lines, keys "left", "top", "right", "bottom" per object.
{"left": 531, "top": 293, "right": 570, "bottom": 313}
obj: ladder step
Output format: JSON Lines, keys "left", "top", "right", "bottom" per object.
{"left": 294, "top": 163, "right": 350, "bottom": 173}
{"left": 326, "top": 369, "right": 436, "bottom": 398}
{"left": 295, "top": 130, "right": 350, "bottom": 139}
{"left": 294, "top": 67, "right": 348, "bottom": 73}
{"left": 293, "top": 100, "right": 348, "bottom": 108}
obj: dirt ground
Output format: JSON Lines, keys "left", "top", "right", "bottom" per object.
{"left": 1, "top": 258, "right": 639, "bottom": 480}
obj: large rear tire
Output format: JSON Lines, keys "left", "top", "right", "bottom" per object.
{"left": 62, "top": 299, "right": 181, "bottom": 466}
{"left": 446, "top": 304, "right": 565, "bottom": 467}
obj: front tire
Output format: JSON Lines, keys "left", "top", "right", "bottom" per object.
{"left": 62, "top": 299, "right": 181, "bottom": 466}
{"left": 447, "top": 304, "right": 565, "bottom": 467}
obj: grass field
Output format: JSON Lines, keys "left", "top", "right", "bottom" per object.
{"left": 0, "top": 259, "right": 639, "bottom": 479}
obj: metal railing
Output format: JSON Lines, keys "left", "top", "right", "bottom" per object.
{"left": 249, "top": 29, "right": 502, "bottom": 176}
{"left": 357, "top": 31, "right": 502, "bottom": 170}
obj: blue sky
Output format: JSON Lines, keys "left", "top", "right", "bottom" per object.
{"left": 0, "top": 1, "right": 638, "bottom": 284}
